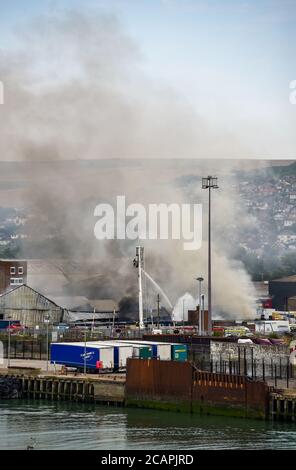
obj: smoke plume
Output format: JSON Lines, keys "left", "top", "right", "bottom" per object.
{"left": 0, "top": 9, "right": 260, "bottom": 319}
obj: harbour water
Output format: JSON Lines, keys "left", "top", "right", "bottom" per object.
{"left": 0, "top": 400, "right": 296, "bottom": 450}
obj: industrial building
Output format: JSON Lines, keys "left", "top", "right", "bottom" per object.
{"left": 187, "top": 306, "right": 209, "bottom": 332}
{"left": 59, "top": 298, "right": 119, "bottom": 324}
{"left": 0, "top": 284, "right": 64, "bottom": 328}
{"left": 0, "top": 283, "right": 119, "bottom": 328}
{"left": 0, "top": 259, "right": 27, "bottom": 293}
{"left": 269, "top": 275, "right": 296, "bottom": 310}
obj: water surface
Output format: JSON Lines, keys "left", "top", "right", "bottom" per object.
{"left": 0, "top": 400, "right": 295, "bottom": 450}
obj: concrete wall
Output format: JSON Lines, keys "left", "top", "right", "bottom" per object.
{"left": 93, "top": 381, "right": 125, "bottom": 402}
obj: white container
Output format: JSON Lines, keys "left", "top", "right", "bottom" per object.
{"left": 110, "top": 340, "right": 153, "bottom": 358}
{"left": 118, "top": 340, "right": 171, "bottom": 361}
{"left": 88, "top": 341, "right": 133, "bottom": 368}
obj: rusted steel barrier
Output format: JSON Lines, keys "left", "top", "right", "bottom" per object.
{"left": 126, "top": 359, "right": 269, "bottom": 419}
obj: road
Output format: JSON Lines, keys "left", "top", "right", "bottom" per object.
{"left": 0, "top": 359, "right": 61, "bottom": 372}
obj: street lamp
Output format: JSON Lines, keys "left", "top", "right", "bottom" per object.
{"left": 44, "top": 314, "right": 50, "bottom": 372}
{"left": 195, "top": 277, "right": 204, "bottom": 335}
{"left": 202, "top": 176, "right": 218, "bottom": 335}
{"left": 182, "top": 299, "right": 185, "bottom": 327}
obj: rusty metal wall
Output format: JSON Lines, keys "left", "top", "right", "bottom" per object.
{"left": 192, "top": 370, "right": 246, "bottom": 408}
{"left": 245, "top": 379, "right": 269, "bottom": 415}
{"left": 126, "top": 359, "right": 269, "bottom": 417}
{"left": 191, "top": 369, "right": 269, "bottom": 417}
{"left": 126, "top": 359, "right": 192, "bottom": 400}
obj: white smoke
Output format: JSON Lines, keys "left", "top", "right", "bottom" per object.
{"left": 172, "top": 292, "right": 196, "bottom": 322}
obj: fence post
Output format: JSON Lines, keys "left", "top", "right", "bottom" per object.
{"left": 287, "top": 358, "right": 289, "bottom": 389}
{"left": 262, "top": 359, "right": 265, "bottom": 381}
{"left": 274, "top": 364, "right": 277, "bottom": 388}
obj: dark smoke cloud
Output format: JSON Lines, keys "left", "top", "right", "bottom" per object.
{"left": 0, "top": 9, "right": 260, "bottom": 318}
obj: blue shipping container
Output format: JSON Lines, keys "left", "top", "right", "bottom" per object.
{"left": 50, "top": 343, "right": 113, "bottom": 370}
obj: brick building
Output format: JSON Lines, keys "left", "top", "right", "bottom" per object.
{"left": 0, "top": 259, "right": 27, "bottom": 293}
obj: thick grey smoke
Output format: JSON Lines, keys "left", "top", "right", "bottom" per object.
{"left": 0, "top": 10, "right": 260, "bottom": 318}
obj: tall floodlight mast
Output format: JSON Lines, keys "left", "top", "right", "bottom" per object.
{"left": 202, "top": 176, "right": 218, "bottom": 335}
{"left": 133, "top": 246, "right": 145, "bottom": 329}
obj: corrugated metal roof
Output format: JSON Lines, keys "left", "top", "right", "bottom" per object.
{"left": 47, "top": 296, "right": 90, "bottom": 310}
{"left": 66, "top": 311, "right": 118, "bottom": 322}
{"left": 46, "top": 296, "right": 119, "bottom": 312}
{"left": 0, "top": 284, "right": 61, "bottom": 308}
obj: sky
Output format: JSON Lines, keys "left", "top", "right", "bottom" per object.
{"left": 0, "top": 0, "right": 295, "bottom": 159}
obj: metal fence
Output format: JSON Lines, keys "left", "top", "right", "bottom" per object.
{"left": 1, "top": 339, "right": 49, "bottom": 360}
{"left": 192, "top": 354, "right": 294, "bottom": 388}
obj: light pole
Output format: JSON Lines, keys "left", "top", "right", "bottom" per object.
{"left": 182, "top": 299, "right": 185, "bottom": 327}
{"left": 84, "top": 323, "right": 87, "bottom": 376}
{"left": 44, "top": 314, "right": 50, "bottom": 372}
{"left": 157, "top": 294, "right": 160, "bottom": 329}
{"left": 7, "top": 316, "right": 11, "bottom": 368}
{"left": 196, "top": 277, "right": 204, "bottom": 335}
{"left": 202, "top": 176, "right": 218, "bottom": 335}
{"left": 133, "top": 246, "right": 145, "bottom": 329}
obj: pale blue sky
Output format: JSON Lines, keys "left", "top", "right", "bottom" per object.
{"left": 0, "top": 0, "right": 295, "bottom": 158}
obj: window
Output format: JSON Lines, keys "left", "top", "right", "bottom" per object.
{"left": 10, "top": 266, "right": 16, "bottom": 275}
{"left": 10, "top": 278, "right": 23, "bottom": 286}
{"left": 18, "top": 266, "right": 23, "bottom": 275}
